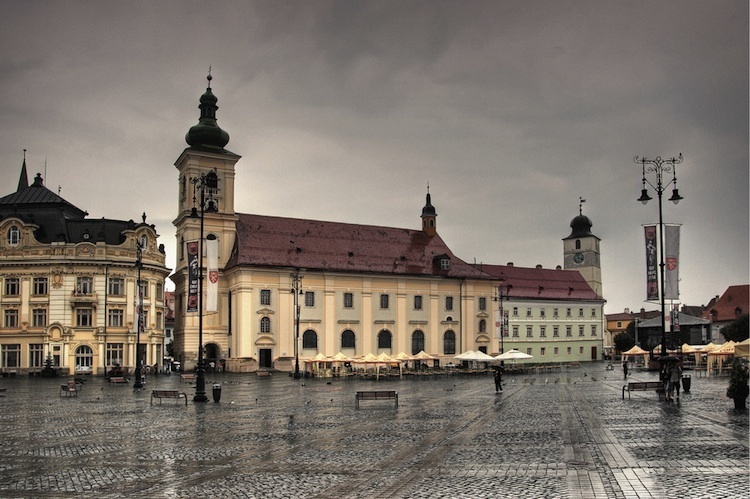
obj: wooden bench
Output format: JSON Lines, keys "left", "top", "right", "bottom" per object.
{"left": 151, "top": 390, "right": 188, "bottom": 406}
{"left": 109, "top": 376, "right": 129, "bottom": 384}
{"left": 180, "top": 374, "right": 196, "bottom": 383}
{"left": 622, "top": 381, "right": 664, "bottom": 400}
{"left": 355, "top": 390, "right": 398, "bottom": 409}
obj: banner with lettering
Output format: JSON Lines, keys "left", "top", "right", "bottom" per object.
{"left": 206, "top": 236, "right": 219, "bottom": 312}
{"left": 664, "top": 225, "right": 680, "bottom": 300}
{"left": 187, "top": 240, "right": 199, "bottom": 313}
{"left": 644, "top": 226, "right": 658, "bottom": 301}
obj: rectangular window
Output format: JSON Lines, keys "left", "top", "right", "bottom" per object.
{"left": 526, "top": 307, "right": 532, "bottom": 317}
{"left": 478, "top": 297, "right": 486, "bottom": 311}
{"left": 76, "top": 276, "right": 93, "bottom": 295}
{"left": 540, "top": 347, "right": 546, "bottom": 356}
{"left": 108, "top": 309, "right": 124, "bottom": 327}
{"left": 4, "top": 278, "right": 19, "bottom": 296}
{"left": 579, "top": 346, "right": 584, "bottom": 354}
{"left": 526, "top": 348, "right": 532, "bottom": 356}
{"left": 591, "top": 308, "right": 597, "bottom": 318}
{"left": 32, "top": 308, "right": 47, "bottom": 328}
{"left": 579, "top": 325, "right": 585, "bottom": 336}
{"left": 440, "top": 258, "right": 450, "bottom": 270}
{"left": 553, "top": 308, "right": 559, "bottom": 318}
{"left": 260, "top": 289, "right": 271, "bottom": 306}
{"left": 106, "top": 343, "right": 124, "bottom": 366}
{"left": 591, "top": 325, "right": 597, "bottom": 337}
{"left": 156, "top": 282, "right": 164, "bottom": 300}
{"left": 76, "top": 308, "right": 93, "bottom": 327}
{"left": 138, "top": 280, "right": 148, "bottom": 299}
{"left": 616, "top": 321, "right": 622, "bottom": 328}
{"left": 566, "top": 326, "right": 572, "bottom": 337}
{"left": 567, "top": 347, "right": 572, "bottom": 355}
{"left": 553, "top": 326, "right": 559, "bottom": 337}
{"left": 566, "top": 308, "right": 572, "bottom": 317}
{"left": 540, "top": 308, "right": 545, "bottom": 317}
{"left": 157, "top": 311, "right": 163, "bottom": 329}
{"left": 512, "top": 326, "right": 519, "bottom": 337}
{"left": 579, "top": 308, "right": 584, "bottom": 318}
{"left": 304, "top": 291, "right": 315, "bottom": 307}
{"left": 4, "top": 309, "right": 18, "bottom": 328}
{"left": 108, "top": 277, "right": 125, "bottom": 296}
{"left": 29, "top": 344, "right": 44, "bottom": 368}
{"left": 343, "top": 292, "right": 353, "bottom": 309}
{"left": 445, "top": 296, "right": 453, "bottom": 311}
{"left": 1, "top": 344, "right": 20, "bottom": 367}
{"left": 540, "top": 326, "right": 546, "bottom": 337}
{"left": 526, "top": 326, "right": 533, "bottom": 338}
{"left": 512, "top": 307, "right": 518, "bottom": 317}
{"left": 414, "top": 295, "right": 423, "bottom": 310}
{"left": 380, "top": 294, "right": 390, "bottom": 309}
{"left": 554, "top": 347, "right": 559, "bottom": 355}
{"left": 33, "top": 277, "right": 48, "bottom": 296}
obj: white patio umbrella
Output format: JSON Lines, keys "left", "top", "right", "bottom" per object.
{"left": 494, "top": 349, "right": 533, "bottom": 361}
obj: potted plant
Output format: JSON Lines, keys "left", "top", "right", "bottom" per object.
{"left": 726, "top": 358, "right": 749, "bottom": 412}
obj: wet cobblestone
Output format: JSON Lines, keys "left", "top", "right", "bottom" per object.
{"left": 0, "top": 364, "right": 747, "bottom": 498}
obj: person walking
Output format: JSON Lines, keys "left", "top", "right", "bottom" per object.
{"left": 494, "top": 364, "right": 504, "bottom": 392}
{"left": 670, "top": 362, "right": 682, "bottom": 401}
{"left": 623, "top": 360, "right": 628, "bottom": 379}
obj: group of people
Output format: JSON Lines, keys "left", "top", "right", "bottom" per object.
{"left": 662, "top": 362, "right": 683, "bottom": 402}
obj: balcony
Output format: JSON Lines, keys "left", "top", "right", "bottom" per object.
{"left": 70, "top": 292, "right": 98, "bottom": 308}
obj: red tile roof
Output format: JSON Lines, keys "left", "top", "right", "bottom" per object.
{"left": 701, "top": 284, "right": 749, "bottom": 322}
{"left": 226, "top": 213, "right": 494, "bottom": 280}
{"left": 480, "top": 264, "right": 600, "bottom": 302}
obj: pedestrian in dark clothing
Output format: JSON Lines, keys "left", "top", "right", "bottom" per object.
{"left": 623, "top": 361, "right": 628, "bottom": 379}
{"left": 494, "top": 365, "right": 504, "bottom": 392}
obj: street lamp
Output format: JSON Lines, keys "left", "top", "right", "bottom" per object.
{"left": 190, "top": 169, "right": 218, "bottom": 402}
{"left": 635, "top": 154, "right": 683, "bottom": 361}
{"left": 133, "top": 234, "right": 145, "bottom": 389}
{"left": 290, "top": 272, "right": 304, "bottom": 379}
{"left": 494, "top": 284, "right": 510, "bottom": 354}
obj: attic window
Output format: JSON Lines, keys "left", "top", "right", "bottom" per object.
{"left": 440, "top": 258, "right": 450, "bottom": 271}
{"left": 7, "top": 226, "right": 20, "bottom": 246}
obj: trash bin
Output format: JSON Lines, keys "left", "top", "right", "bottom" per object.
{"left": 682, "top": 374, "right": 691, "bottom": 393}
{"left": 212, "top": 383, "right": 222, "bottom": 403}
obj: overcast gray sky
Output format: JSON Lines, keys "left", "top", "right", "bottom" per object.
{"left": 1, "top": 1, "right": 747, "bottom": 315}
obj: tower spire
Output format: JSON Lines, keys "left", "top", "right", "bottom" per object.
{"left": 17, "top": 149, "right": 29, "bottom": 191}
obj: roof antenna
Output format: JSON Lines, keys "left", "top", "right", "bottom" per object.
{"left": 207, "top": 65, "right": 212, "bottom": 88}
{"left": 579, "top": 196, "right": 586, "bottom": 216}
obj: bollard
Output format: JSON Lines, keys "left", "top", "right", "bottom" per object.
{"left": 212, "top": 383, "right": 222, "bottom": 403}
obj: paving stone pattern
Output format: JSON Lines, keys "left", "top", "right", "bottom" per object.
{"left": 0, "top": 364, "right": 747, "bottom": 498}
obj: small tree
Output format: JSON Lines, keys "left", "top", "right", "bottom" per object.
{"left": 721, "top": 314, "right": 749, "bottom": 343}
{"left": 726, "top": 358, "right": 749, "bottom": 411}
{"left": 613, "top": 332, "right": 635, "bottom": 354}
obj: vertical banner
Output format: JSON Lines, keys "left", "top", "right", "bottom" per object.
{"left": 494, "top": 309, "right": 501, "bottom": 339}
{"left": 206, "top": 236, "right": 219, "bottom": 312}
{"left": 671, "top": 304, "right": 680, "bottom": 332}
{"left": 664, "top": 225, "right": 680, "bottom": 300}
{"left": 644, "top": 226, "right": 658, "bottom": 301}
{"left": 187, "top": 241, "right": 199, "bottom": 312}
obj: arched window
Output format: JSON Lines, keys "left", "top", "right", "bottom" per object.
{"left": 479, "top": 319, "right": 486, "bottom": 333}
{"left": 411, "top": 330, "right": 425, "bottom": 355}
{"left": 575, "top": 239, "right": 581, "bottom": 250}
{"left": 7, "top": 226, "right": 20, "bottom": 246}
{"left": 341, "top": 329, "right": 355, "bottom": 349}
{"left": 377, "top": 329, "right": 392, "bottom": 349}
{"left": 302, "top": 329, "right": 318, "bottom": 349}
{"left": 260, "top": 316, "right": 271, "bottom": 334}
{"left": 443, "top": 330, "right": 456, "bottom": 355}
{"left": 75, "top": 345, "right": 93, "bottom": 369}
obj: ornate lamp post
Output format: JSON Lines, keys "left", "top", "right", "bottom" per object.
{"left": 494, "top": 283, "right": 510, "bottom": 354}
{"left": 190, "top": 169, "right": 218, "bottom": 402}
{"left": 290, "top": 272, "right": 304, "bottom": 379}
{"left": 133, "top": 236, "right": 145, "bottom": 389}
{"left": 635, "top": 154, "right": 684, "bottom": 360}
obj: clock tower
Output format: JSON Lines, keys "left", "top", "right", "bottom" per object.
{"left": 563, "top": 199, "right": 602, "bottom": 298}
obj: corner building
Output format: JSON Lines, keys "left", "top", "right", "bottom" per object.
{"left": 0, "top": 159, "right": 170, "bottom": 376}
{"left": 172, "top": 77, "right": 606, "bottom": 371}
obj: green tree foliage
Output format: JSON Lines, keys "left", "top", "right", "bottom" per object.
{"left": 726, "top": 358, "right": 749, "bottom": 400}
{"left": 613, "top": 331, "right": 635, "bottom": 353}
{"left": 720, "top": 314, "right": 749, "bottom": 342}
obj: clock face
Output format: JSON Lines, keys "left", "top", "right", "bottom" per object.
{"left": 573, "top": 252, "right": 584, "bottom": 264}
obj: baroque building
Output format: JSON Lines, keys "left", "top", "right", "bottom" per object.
{"left": 0, "top": 156, "right": 170, "bottom": 376}
{"left": 172, "top": 76, "right": 606, "bottom": 371}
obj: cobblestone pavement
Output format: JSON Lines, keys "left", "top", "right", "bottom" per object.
{"left": 0, "top": 364, "right": 747, "bottom": 498}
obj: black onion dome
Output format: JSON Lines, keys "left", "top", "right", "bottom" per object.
{"left": 421, "top": 192, "right": 437, "bottom": 217}
{"left": 567, "top": 214, "right": 593, "bottom": 238}
{"left": 185, "top": 74, "right": 230, "bottom": 150}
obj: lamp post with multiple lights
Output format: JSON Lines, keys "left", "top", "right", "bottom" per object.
{"left": 190, "top": 169, "right": 218, "bottom": 402}
{"left": 635, "top": 154, "right": 684, "bottom": 360}
{"left": 133, "top": 236, "right": 145, "bottom": 389}
{"left": 290, "top": 272, "right": 304, "bottom": 379}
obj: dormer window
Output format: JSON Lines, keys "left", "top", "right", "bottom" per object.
{"left": 7, "top": 226, "right": 20, "bottom": 246}
{"left": 440, "top": 258, "right": 450, "bottom": 270}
